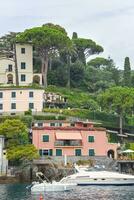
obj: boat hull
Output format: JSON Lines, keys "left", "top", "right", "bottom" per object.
{"left": 31, "top": 182, "right": 76, "bottom": 193}
{"left": 78, "top": 182, "right": 134, "bottom": 186}
{"left": 67, "top": 179, "right": 134, "bottom": 186}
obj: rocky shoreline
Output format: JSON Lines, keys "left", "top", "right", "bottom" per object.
{"left": 0, "top": 176, "right": 20, "bottom": 184}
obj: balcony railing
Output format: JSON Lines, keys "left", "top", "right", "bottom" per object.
{"left": 55, "top": 140, "right": 82, "bottom": 146}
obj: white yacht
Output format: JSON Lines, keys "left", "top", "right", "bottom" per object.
{"left": 31, "top": 181, "right": 76, "bottom": 193}
{"left": 60, "top": 165, "right": 134, "bottom": 186}
{"left": 30, "top": 172, "right": 76, "bottom": 193}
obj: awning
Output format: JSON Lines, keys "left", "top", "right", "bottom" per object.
{"left": 55, "top": 132, "right": 82, "bottom": 140}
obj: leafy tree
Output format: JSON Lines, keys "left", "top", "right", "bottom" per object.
{"left": 123, "top": 57, "right": 131, "bottom": 86}
{"left": 70, "top": 61, "right": 85, "bottom": 88}
{"left": 87, "top": 57, "right": 110, "bottom": 68}
{"left": 0, "top": 119, "right": 28, "bottom": 147}
{"left": 131, "top": 74, "right": 134, "bottom": 87}
{"left": 72, "top": 32, "right": 78, "bottom": 39}
{"left": 84, "top": 65, "right": 115, "bottom": 92}
{"left": 98, "top": 87, "right": 134, "bottom": 136}
{"left": 48, "top": 64, "right": 68, "bottom": 87}
{"left": 72, "top": 38, "right": 103, "bottom": 64}
{"left": 88, "top": 57, "right": 120, "bottom": 86}
{"left": 7, "top": 144, "right": 39, "bottom": 163}
{"left": 17, "top": 24, "right": 71, "bottom": 88}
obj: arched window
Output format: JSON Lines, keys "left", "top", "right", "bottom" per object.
{"left": 107, "top": 149, "right": 115, "bottom": 159}
{"left": 33, "top": 75, "right": 40, "bottom": 84}
{"left": 7, "top": 74, "right": 13, "bottom": 84}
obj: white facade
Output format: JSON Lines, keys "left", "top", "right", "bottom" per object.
{"left": 0, "top": 43, "right": 42, "bottom": 86}
{"left": 0, "top": 88, "right": 44, "bottom": 114}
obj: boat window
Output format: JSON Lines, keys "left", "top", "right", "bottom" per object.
{"left": 123, "top": 179, "right": 127, "bottom": 180}
{"left": 101, "top": 179, "right": 105, "bottom": 180}
{"left": 94, "top": 179, "right": 97, "bottom": 180}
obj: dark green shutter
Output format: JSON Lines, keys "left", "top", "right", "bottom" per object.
{"left": 43, "top": 135, "right": 49, "bottom": 142}
{"left": 75, "top": 149, "right": 81, "bottom": 156}
{"left": 39, "top": 149, "right": 42, "bottom": 156}
{"left": 88, "top": 136, "right": 94, "bottom": 142}
{"left": 49, "top": 149, "right": 53, "bottom": 156}
{"left": 89, "top": 149, "right": 95, "bottom": 156}
{"left": 56, "top": 149, "right": 62, "bottom": 156}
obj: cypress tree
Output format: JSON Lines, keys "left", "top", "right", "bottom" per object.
{"left": 72, "top": 32, "right": 78, "bottom": 39}
{"left": 123, "top": 57, "right": 131, "bottom": 86}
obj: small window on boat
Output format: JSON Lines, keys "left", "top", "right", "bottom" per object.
{"left": 101, "top": 179, "right": 105, "bottom": 180}
{"left": 123, "top": 179, "right": 127, "bottom": 180}
{"left": 94, "top": 179, "right": 97, "bottom": 180}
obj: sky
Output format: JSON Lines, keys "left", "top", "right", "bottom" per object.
{"left": 0, "top": 0, "right": 134, "bottom": 68}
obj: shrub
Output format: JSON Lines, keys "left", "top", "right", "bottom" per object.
{"left": 33, "top": 115, "right": 66, "bottom": 121}
{"left": 76, "top": 159, "right": 94, "bottom": 166}
{"left": 24, "top": 109, "right": 32, "bottom": 115}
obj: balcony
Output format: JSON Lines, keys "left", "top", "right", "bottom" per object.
{"left": 55, "top": 140, "right": 82, "bottom": 147}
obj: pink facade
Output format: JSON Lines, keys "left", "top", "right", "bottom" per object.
{"left": 32, "top": 120, "right": 118, "bottom": 159}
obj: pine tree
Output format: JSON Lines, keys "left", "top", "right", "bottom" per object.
{"left": 123, "top": 57, "right": 131, "bottom": 86}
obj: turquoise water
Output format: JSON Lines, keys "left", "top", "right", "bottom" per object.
{"left": 0, "top": 184, "right": 134, "bottom": 200}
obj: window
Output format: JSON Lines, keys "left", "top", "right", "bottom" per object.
{"left": 21, "top": 62, "right": 26, "bottom": 69}
{"left": 21, "top": 48, "right": 25, "bottom": 54}
{"left": 29, "top": 91, "right": 34, "bottom": 98}
{"left": 11, "top": 103, "right": 16, "bottom": 110}
{"left": 0, "top": 104, "right": 3, "bottom": 110}
{"left": 21, "top": 74, "right": 26, "bottom": 82}
{"left": 39, "top": 149, "right": 53, "bottom": 156}
{"left": 8, "top": 64, "right": 12, "bottom": 72}
{"left": 42, "top": 150, "right": 49, "bottom": 156}
{"left": 89, "top": 149, "right": 95, "bottom": 156}
{"left": 71, "top": 123, "right": 75, "bottom": 127}
{"left": 50, "top": 123, "right": 55, "bottom": 127}
{"left": 75, "top": 149, "right": 81, "bottom": 156}
{"left": 11, "top": 92, "right": 16, "bottom": 98}
{"left": 43, "top": 135, "right": 49, "bottom": 142}
{"left": 29, "top": 103, "right": 34, "bottom": 109}
{"left": 38, "top": 122, "right": 43, "bottom": 127}
{"left": 50, "top": 122, "right": 62, "bottom": 127}
{"left": 88, "top": 136, "right": 94, "bottom": 143}
{"left": 0, "top": 92, "right": 3, "bottom": 98}
{"left": 56, "top": 149, "right": 62, "bottom": 156}
{"left": 83, "top": 124, "right": 87, "bottom": 127}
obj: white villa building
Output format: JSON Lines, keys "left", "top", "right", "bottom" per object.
{"left": 0, "top": 43, "right": 42, "bottom": 86}
{"left": 0, "top": 88, "right": 44, "bottom": 114}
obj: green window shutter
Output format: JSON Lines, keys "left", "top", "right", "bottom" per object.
{"left": 56, "top": 149, "right": 62, "bottom": 156}
{"left": 43, "top": 135, "right": 49, "bottom": 142}
{"left": 49, "top": 149, "right": 53, "bottom": 156}
{"left": 39, "top": 149, "right": 42, "bottom": 156}
{"left": 89, "top": 149, "right": 95, "bottom": 156}
{"left": 88, "top": 136, "right": 94, "bottom": 142}
{"left": 75, "top": 149, "right": 81, "bottom": 156}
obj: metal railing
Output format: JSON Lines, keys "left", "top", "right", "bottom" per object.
{"left": 55, "top": 140, "right": 82, "bottom": 146}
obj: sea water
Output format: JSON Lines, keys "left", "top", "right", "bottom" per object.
{"left": 0, "top": 184, "right": 134, "bottom": 200}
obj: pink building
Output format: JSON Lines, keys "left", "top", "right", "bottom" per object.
{"left": 32, "top": 120, "right": 118, "bottom": 159}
